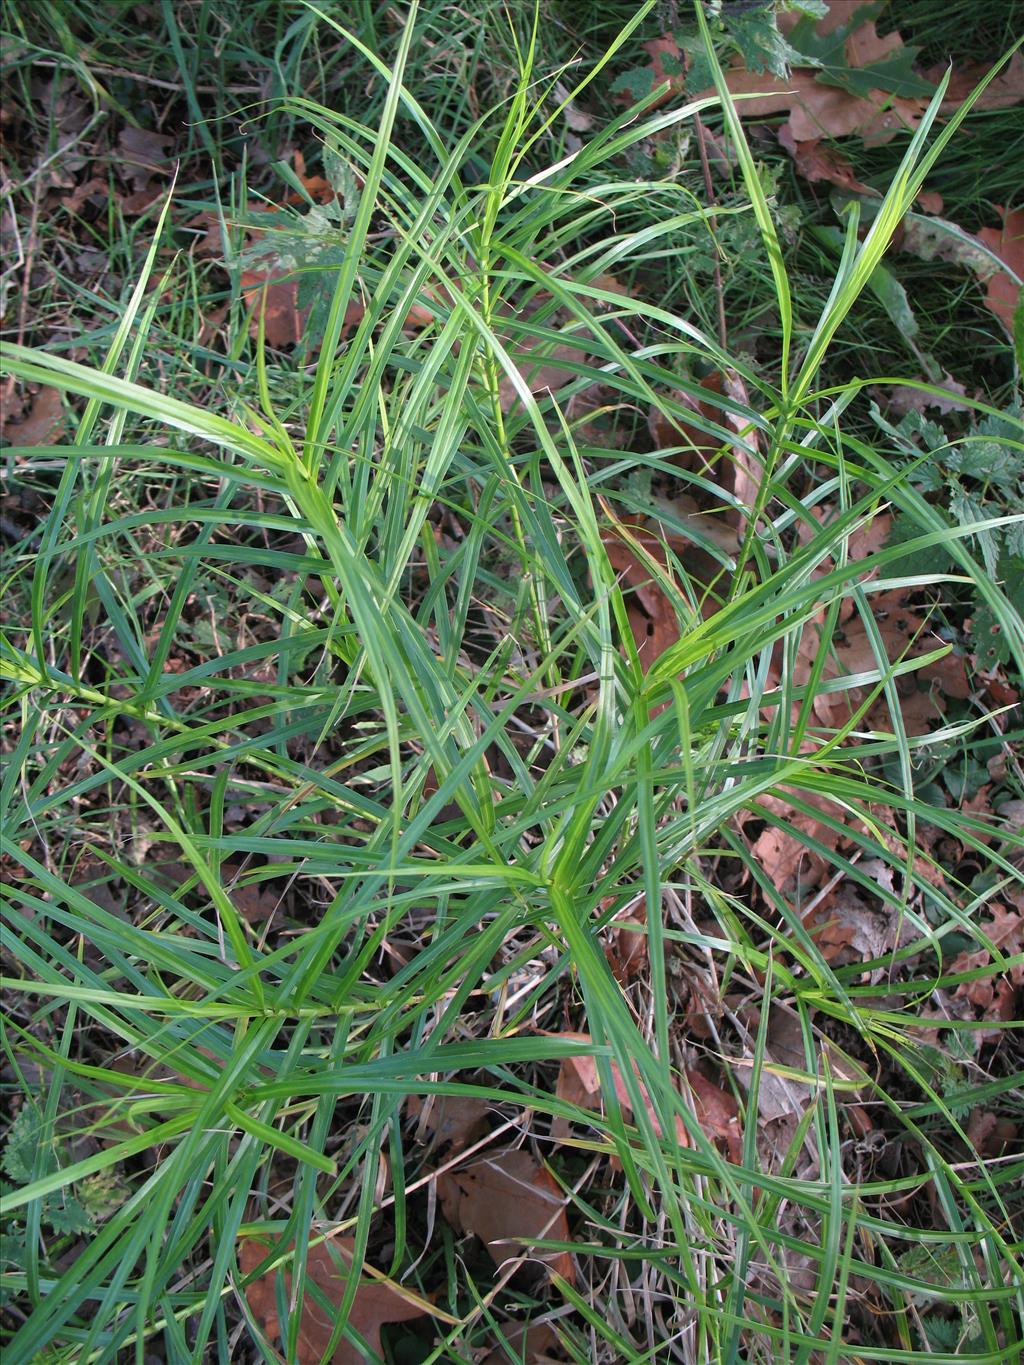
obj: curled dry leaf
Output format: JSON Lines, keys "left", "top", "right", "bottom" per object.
{"left": 721, "top": 370, "right": 761, "bottom": 524}
{"left": 976, "top": 205, "right": 1023, "bottom": 338}
{"left": 647, "top": 371, "right": 725, "bottom": 473}
{"left": 603, "top": 897, "right": 648, "bottom": 985}
{"left": 778, "top": 125, "right": 874, "bottom": 195}
{"left": 405, "top": 1092, "right": 491, "bottom": 1154}
{"left": 239, "top": 1235, "right": 430, "bottom": 1365}
{"left": 625, "top": 2, "right": 932, "bottom": 147}
{"left": 898, "top": 206, "right": 1023, "bottom": 338}
{"left": 437, "top": 1148, "right": 575, "bottom": 1285}
{"left": 116, "top": 126, "right": 174, "bottom": 192}
{"left": 933, "top": 50, "right": 1024, "bottom": 114}
{"left": 551, "top": 1032, "right": 741, "bottom": 1162}
{"left": 877, "top": 371, "right": 970, "bottom": 417}
{"left": 0, "top": 385, "right": 65, "bottom": 446}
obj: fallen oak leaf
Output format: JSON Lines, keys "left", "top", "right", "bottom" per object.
{"left": 239, "top": 1235, "right": 431, "bottom": 1365}
{"left": 897, "top": 207, "right": 1023, "bottom": 338}
{"left": 791, "top": 584, "right": 969, "bottom": 732}
{"left": 551, "top": 1033, "right": 693, "bottom": 1150}
{"left": 116, "top": 125, "right": 173, "bottom": 192}
{"left": 690, "top": 64, "right": 924, "bottom": 146}
{"left": 976, "top": 205, "right": 1024, "bottom": 338}
{"left": 806, "top": 882, "right": 919, "bottom": 976}
{"left": 683, "top": 1068, "right": 743, "bottom": 1165}
{"left": 932, "top": 50, "right": 1024, "bottom": 114}
{"left": 722, "top": 369, "right": 762, "bottom": 526}
{"left": 405, "top": 1092, "right": 491, "bottom": 1154}
{"left": 1, "top": 385, "right": 64, "bottom": 445}
{"left": 437, "top": 1148, "right": 575, "bottom": 1285}
{"left": 603, "top": 897, "right": 648, "bottom": 985}
{"left": 777, "top": 125, "right": 875, "bottom": 195}
{"left": 698, "top": 1, "right": 930, "bottom": 146}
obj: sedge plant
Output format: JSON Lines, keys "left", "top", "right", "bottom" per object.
{"left": 1, "top": 2, "right": 1023, "bottom": 1362}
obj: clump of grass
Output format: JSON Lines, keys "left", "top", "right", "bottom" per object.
{"left": 2, "top": 2, "right": 1023, "bottom": 1363}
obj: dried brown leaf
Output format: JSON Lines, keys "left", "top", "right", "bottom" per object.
{"left": 556, "top": 1044, "right": 679, "bottom": 1137}
{"left": 915, "top": 190, "right": 944, "bottom": 215}
{"left": 966, "top": 1108, "right": 1017, "bottom": 1157}
{"left": 437, "top": 1148, "right": 575, "bottom": 1285}
{"left": 899, "top": 206, "right": 1023, "bottom": 336}
{"left": 602, "top": 521, "right": 682, "bottom": 671}
{"left": 121, "top": 183, "right": 164, "bottom": 216}
{"left": 722, "top": 370, "right": 761, "bottom": 523}
{"left": 976, "top": 205, "right": 1024, "bottom": 336}
{"left": 878, "top": 372, "right": 970, "bottom": 416}
{"left": 794, "top": 585, "right": 969, "bottom": 733}
{"left": 933, "top": 50, "right": 1024, "bottom": 114}
{"left": 734, "top": 1005, "right": 813, "bottom": 1125}
{"left": 116, "top": 126, "right": 173, "bottom": 191}
{"left": 1, "top": 385, "right": 65, "bottom": 445}
{"left": 683, "top": 1069, "right": 743, "bottom": 1164}
{"left": 603, "top": 898, "right": 648, "bottom": 984}
{"left": 239, "top": 1236, "right": 430, "bottom": 1365}
{"left": 750, "top": 789, "right": 840, "bottom": 894}
{"left": 691, "top": 66, "right": 923, "bottom": 145}
{"left": 405, "top": 1093, "right": 491, "bottom": 1154}
{"left": 227, "top": 875, "right": 280, "bottom": 924}
{"left": 647, "top": 371, "right": 724, "bottom": 472}
{"left": 497, "top": 339, "right": 586, "bottom": 413}
{"left": 60, "top": 175, "right": 107, "bottom": 213}
{"left": 808, "top": 884, "right": 919, "bottom": 974}
{"left": 777, "top": 126, "right": 874, "bottom": 194}
{"left": 687, "top": 2, "right": 928, "bottom": 145}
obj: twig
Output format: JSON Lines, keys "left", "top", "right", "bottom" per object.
{"left": 693, "top": 111, "right": 728, "bottom": 353}
{"left": 24, "top": 57, "right": 264, "bottom": 96}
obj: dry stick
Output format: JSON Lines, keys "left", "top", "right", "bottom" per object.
{"left": 693, "top": 112, "right": 728, "bottom": 353}
{"left": 2, "top": 175, "right": 41, "bottom": 409}
{"left": 25, "top": 56, "right": 264, "bottom": 95}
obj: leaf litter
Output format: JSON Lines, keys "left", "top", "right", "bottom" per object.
{"left": 437, "top": 1147, "right": 575, "bottom": 1285}
{"left": 240, "top": 1235, "right": 432, "bottom": 1365}
{"left": 5, "top": 7, "right": 1023, "bottom": 1361}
